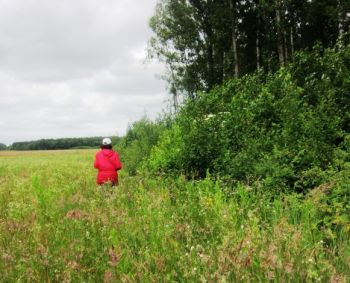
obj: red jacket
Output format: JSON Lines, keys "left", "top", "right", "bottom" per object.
{"left": 94, "top": 149, "right": 122, "bottom": 185}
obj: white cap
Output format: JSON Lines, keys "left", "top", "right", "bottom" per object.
{"left": 102, "top": 137, "right": 112, "bottom": 145}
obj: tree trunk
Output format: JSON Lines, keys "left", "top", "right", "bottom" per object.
{"left": 283, "top": 29, "right": 288, "bottom": 61}
{"left": 223, "top": 51, "right": 227, "bottom": 80}
{"left": 229, "top": 0, "right": 239, "bottom": 78}
{"left": 218, "top": 49, "right": 224, "bottom": 84}
{"left": 338, "top": 0, "right": 345, "bottom": 46}
{"left": 255, "top": 0, "right": 261, "bottom": 70}
{"left": 256, "top": 33, "right": 261, "bottom": 70}
{"left": 275, "top": 0, "right": 285, "bottom": 66}
{"left": 207, "top": 41, "right": 214, "bottom": 89}
{"left": 290, "top": 26, "right": 294, "bottom": 57}
{"left": 173, "top": 92, "right": 179, "bottom": 112}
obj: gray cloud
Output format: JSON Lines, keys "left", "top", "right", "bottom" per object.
{"left": 0, "top": 0, "right": 167, "bottom": 145}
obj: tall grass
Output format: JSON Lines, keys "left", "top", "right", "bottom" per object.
{"left": 0, "top": 150, "right": 349, "bottom": 282}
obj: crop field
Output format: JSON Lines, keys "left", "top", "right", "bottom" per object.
{"left": 0, "top": 150, "right": 349, "bottom": 282}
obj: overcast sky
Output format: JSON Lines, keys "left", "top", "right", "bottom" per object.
{"left": 0, "top": 0, "right": 167, "bottom": 145}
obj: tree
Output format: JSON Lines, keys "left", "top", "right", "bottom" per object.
{"left": 229, "top": 0, "right": 240, "bottom": 77}
{"left": 149, "top": 0, "right": 233, "bottom": 98}
{"left": 275, "top": 0, "right": 286, "bottom": 66}
{"left": 150, "top": 0, "right": 345, "bottom": 100}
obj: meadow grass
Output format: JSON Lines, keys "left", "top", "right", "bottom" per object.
{"left": 0, "top": 150, "right": 349, "bottom": 282}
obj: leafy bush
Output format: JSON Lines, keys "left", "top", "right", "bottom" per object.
{"left": 145, "top": 124, "right": 185, "bottom": 175}
{"left": 116, "top": 116, "right": 169, "bottom": 175}
{"left": 148, "top": 45, "right": 350, "bottom": 192}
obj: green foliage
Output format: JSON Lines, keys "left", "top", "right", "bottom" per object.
{"left": 145, "top": 124, "right": 185, "bottom": 174}
{"left": 149, "top": 0, "right": 233, "bottom": 96}
{"left": 150, "top": 0, "right": 349, "bottom": 97}
{"left": 116, "top": 116, "right": 169, "bottom": 175}
{"left": 149, "top": 45, "right": 350, "bottom": 192}
{"left": 0, "top": 143, "right": 7, "bottom": 151}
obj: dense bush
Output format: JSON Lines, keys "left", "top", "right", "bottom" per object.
{"left": 146, "top": 124, "right": 185, "bottom": 175}
{"left": 147, "top": 45, "right": 350, "bottom": 192}
{"left": 116, "top": 116, "right": 170, "bottom": 175}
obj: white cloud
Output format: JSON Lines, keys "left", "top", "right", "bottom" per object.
{"left": 0, "top": 0, "right": 167, "bottom": 145}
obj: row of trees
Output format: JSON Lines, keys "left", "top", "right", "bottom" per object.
{"left": 6, "top": 137, "right": 119, "bottom": 151}
{"left": 114, "top": 2, "right": 350, "bottom": 192}
{"left": 149, "top": 0, "right": 350, "bottom": 105}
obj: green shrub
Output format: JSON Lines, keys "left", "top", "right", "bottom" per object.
{"left": 145, "top": 124, "right": 185, "bottom": 174}
{"left": 116, "top": 116, "right": 169, "bottom": 175}
{"left": 148, "top": 45, "right": 350, "bottom": 192}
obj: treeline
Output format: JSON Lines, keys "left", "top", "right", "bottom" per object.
{"left": 150, "top": 0, "right": 350, "bottom": 103}
{"left": 7, "top": 137, "right": 119, "bottom": 151}
{"left": 134, "top": 0, "right": 350, "bottom": 193}
{"left": 119, "top": 44, "right": 350, "bottom": 194}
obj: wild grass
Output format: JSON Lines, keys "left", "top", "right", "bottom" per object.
{"left": 0, "top": 150, "right": 349, "bottom": 282}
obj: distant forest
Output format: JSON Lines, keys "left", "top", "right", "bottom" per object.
{"left": 0, "top": 137, "right": 119, "bottom": 151}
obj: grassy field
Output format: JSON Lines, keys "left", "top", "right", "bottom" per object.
{"left": 0, "top": 150, "right": 349, "bottom": 282}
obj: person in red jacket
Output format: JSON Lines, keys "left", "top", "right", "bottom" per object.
{"left": 94, "top": 138, "right": 122, "bottom": 186}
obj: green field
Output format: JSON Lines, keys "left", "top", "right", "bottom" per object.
{"left": 0, "top": 150, "right": 349, "bottom": 282}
